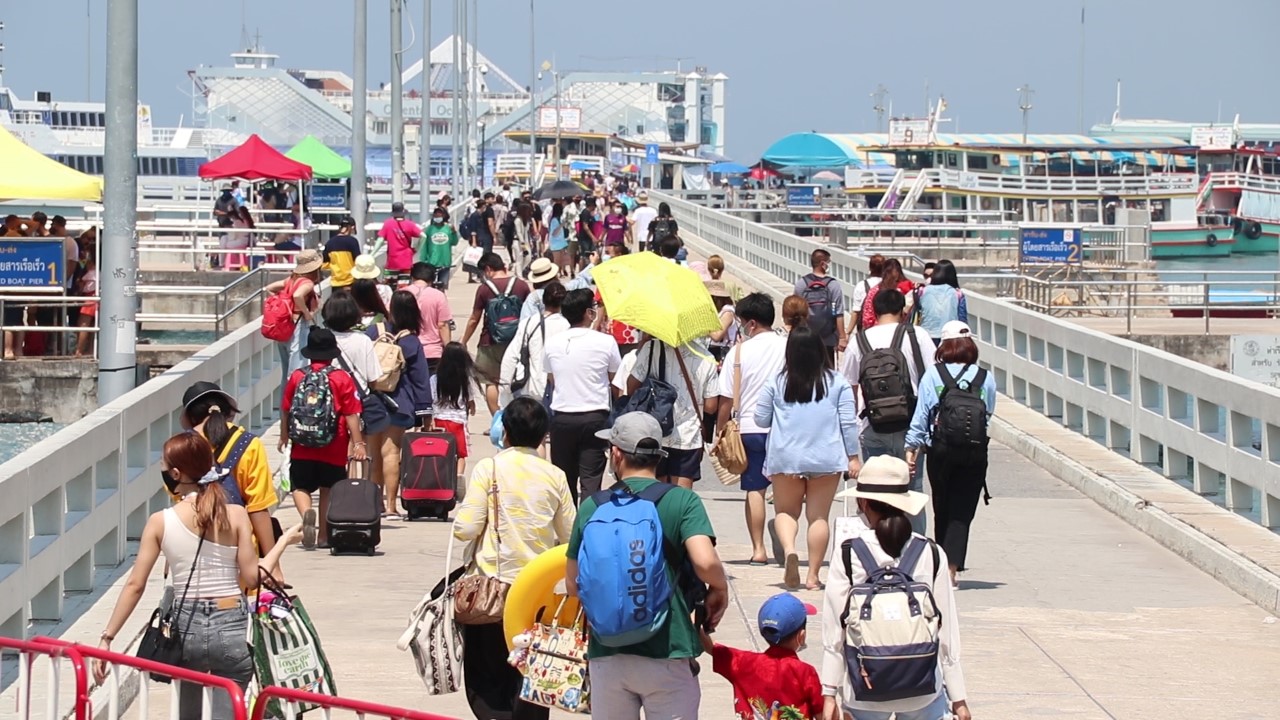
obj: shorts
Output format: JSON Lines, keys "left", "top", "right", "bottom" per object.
{"left": 80, "top": 301, "right": 99, "bottom": 318}
{"left": 290, "top": 458, "right": 347, "bottom": 494}
{"left": 657, "top": 446, "right": 703, "bottom": 482}
{"left": 361, "top": 394, "right": 392, "bottom": 435}
{"left": 389, "top": 411, "right": 417, "bottom": 429}
{"left": 475, "top": 343, "right": 507, "bottom": 384}
{"left": 567, "top": 239, "right": 580, "bottom": 258}
{"left": 434, "top": 419, "right": 469, "bottom": 458}
{"left": 3, "top": 304, "right": 24, "bottom": 326}
{"left": 740, "top": 433, "right": 770, "bottom": 491}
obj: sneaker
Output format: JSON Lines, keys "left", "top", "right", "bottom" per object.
{"left": 302, "top": 509, "right": 317, "bottom": 550}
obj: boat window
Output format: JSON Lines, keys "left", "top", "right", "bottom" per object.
{"left": 1052, "top": 200, "right": 1072, "bottom": 222}
{"left": 1149, "top": 199, "right": 1168, "bottom": 222}
{"left": 968, "top": 155, "right": 989, "bottom": 171}
{"left": 947, "top": 153, "right": 959, "bottom": 168}
{"left": 1078, "top": 201, "right": 1100, "bottom": 223}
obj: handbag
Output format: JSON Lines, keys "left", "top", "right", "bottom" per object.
{"left": 251, "top": 570, "right": 338, "bottom": 716}
{"left": 516, "top": 598, "right": 591, "bottom": 714}
{"left": 453, "top": 459, "right": 510, "bottom": 625}
{"left": 711, "top": 344, "right": 749, "bottom": 475}
{"left": 136, "top": 531, "right": 206, "bottom": 683}
{"left": 461, "top": 245, "right": 485, "bottom": 273}
{"left": 619, "top": 340, "right": 680, "bottom": 435}
{"left": 396, "top": 533, "right": 467, "bottom": 695}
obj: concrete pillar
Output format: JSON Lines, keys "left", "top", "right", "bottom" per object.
{"left": 352, "top": 0, "right": 369, "bottom": 242}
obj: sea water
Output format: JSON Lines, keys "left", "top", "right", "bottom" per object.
{"left": 0, "top": 423, "right": 67, "bottom": 466}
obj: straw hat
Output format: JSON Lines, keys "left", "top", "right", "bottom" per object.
{"left": 835, "top": 455, "right": 929, "bottom": 515}
{"left": 528, "top": 257, "right": 559, "bottom": 284}
{"left": 703, "top": 279, "right": 730, "bottom": 299}
{"left": 293, "top": 249, "right": 323, "bottom": 275}
{"left": 350, "top": 254, "right": 381, "bottom": 280}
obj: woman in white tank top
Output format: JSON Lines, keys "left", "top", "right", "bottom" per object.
{"left": 95, "top": 433, "right": 301, "bottom": 720}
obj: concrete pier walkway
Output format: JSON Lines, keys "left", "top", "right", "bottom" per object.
{"left": 33, "top": 263, "right": 1280, "bottom": 720}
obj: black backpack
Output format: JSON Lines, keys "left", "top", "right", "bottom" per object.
{"left": 857, "top": 323, "right": 924, "bottom": 434}
{"left": 930, "top": 363, "right": 989, "bottom": 462}
{"left": 459, "top": 210, "right": 480, "bottom": 239}
{"left": 652, "top": 217, "right": 675, "bottom": 242}
{"left": 801, "top": 274, "right": 837, "bottom": 344}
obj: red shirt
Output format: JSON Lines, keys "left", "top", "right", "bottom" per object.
{"left": 712, "top": 644, "right": 823, "bottom": 720}
{"left": 282, "top": 363, "right": 363, "bottom": 467}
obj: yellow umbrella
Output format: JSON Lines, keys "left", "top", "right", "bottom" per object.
{"left": 592, "top": 252, "right": 721, "bottom": 346}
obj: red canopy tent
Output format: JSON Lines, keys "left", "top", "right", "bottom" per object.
{"left": 198, "top": 134, "right": 314, "bottom": 181}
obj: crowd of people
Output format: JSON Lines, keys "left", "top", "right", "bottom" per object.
{"left": 2, "top": 211, "right": 99, "bottom": 359}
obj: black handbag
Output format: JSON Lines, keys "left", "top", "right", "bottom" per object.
{"left": 136, "top": 532, "right": 206, "bottom": 683}
{"left": 619, "top": 340, "right": 679, "bottom": 435}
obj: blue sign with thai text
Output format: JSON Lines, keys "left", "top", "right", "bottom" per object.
{"left": 787, "top": 184, "right": 822, "bottom": 207}
{"left": 1020, "top": 227, "right": 1082, "bottom": 264}
{"left": 645, "top": 143, "right": 660, "bottom": 165}
{"left": 308, "top": 183, "right": 348, "bottom": 210}
{"left": 0, "top": 239, "right": 65, "bottom": 289}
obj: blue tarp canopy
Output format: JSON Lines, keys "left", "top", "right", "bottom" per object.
{"left": 762, "top": 133, "right": 895, "bottom": 169}
{"left": 708, "top": 161, "right": 749, "bottom": 174}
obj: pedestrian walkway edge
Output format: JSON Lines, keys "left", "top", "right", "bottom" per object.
{"left": 990, "top": 408, "right": 1280, "bottom": 615}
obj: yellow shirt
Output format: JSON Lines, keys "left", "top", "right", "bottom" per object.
{"left": 453, "top": 447, "right": 576, "bottom": 583}
{"left": 214, "top": 426, "right": 278, "bottom": 513}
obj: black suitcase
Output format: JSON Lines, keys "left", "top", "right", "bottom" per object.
{"left": 326, "top": 462, "right": 382, "bottom": 555}
{"left": 400, "top": 431, "right": 459, "bottom": 521}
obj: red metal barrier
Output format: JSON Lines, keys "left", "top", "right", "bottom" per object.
{"left": 0, "top": 637, "right": 91, "bottom": 720}
{"left": 250, "top": 686, "right": 462, "bottom": 720}
{"left": 32, "top": 636, "right": 249, "bottom": 720}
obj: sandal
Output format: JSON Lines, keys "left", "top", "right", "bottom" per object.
{"left": 784, "top": 554, "right": 801, "bottom": 590}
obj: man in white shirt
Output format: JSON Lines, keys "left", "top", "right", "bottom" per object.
{"left": 627, "top": 339, "right": 720, "bottom": 489}
{"left": 500, "top": 281, "right": 570, "bottom": 407}
{"left": 848, "top": 253, "right": 886, "bottom": 334}
{"left": 841, "top": 287, "right": 935, "bottom": 533}
{"left": 544, "top": 288, "right": 622, "bottom": 503}
{"left": 715, "top": 292, "right": 787, "bottom": 565}
{"left": 631, "top": 193, "right": 658, "bottom": 252}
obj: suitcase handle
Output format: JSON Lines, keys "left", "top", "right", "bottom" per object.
{"left": 346, "top": 457, "right": 371, "bottom": 480}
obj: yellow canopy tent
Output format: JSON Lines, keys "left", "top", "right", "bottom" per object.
{"left": 0, "top": 125, "right": 103, "bottom": 201}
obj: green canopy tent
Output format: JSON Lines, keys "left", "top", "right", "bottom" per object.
{"left": 284, "top": 135, "right": 352, "bottom": 179}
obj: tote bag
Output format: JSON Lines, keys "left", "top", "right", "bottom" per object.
{"left": 397, "top": 532, "right": 467, "bottom": 695}
{"left": 252, "top": 571, "right": 338, "bottom": 716}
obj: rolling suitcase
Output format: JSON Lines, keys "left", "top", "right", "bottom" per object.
{"left": 400, "top": 430, "right": 459, "bottom": 521}
{"left": 326, "top": 460, "right": 382, "bottom": 555}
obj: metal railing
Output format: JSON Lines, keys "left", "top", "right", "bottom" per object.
{"left": 653, "top": 190, "right": 1280, "bottom": 533}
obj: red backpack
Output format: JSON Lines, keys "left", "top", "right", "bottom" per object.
{"left": 261, "top": 277, "right": 303, "bottom": 341}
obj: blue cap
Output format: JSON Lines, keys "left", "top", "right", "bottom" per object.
{"left": 758, "top": 593, "right": 807, "bottom": 645}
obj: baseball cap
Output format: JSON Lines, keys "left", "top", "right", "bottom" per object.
{"left": 758, "top": 593, "right": 807, "bottom": 645}
{"left": 594, "top": 412, "right": 668, "bottom": 457}
{"left": 940, "top": 320, "right": 972, "bottom": 341}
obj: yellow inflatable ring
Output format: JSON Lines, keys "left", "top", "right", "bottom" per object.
{"left": 503, "top": 544, "right": 582, "bottom": 650}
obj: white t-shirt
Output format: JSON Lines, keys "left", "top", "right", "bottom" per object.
{"left": 631, "top": 342, "right": 721, "bottom": 450}
{"left": 615, "top": 349, "right": 638, "bottom": 393}
{"left": 499, "top": 312, "right": 571, "bottom": 406}
{"left": 331, "top": 331, "right": 382, "bottom": 393}
{"left": 717, "top": 330, "right": 787, "bottom": 435}
{"left": 709, "top": 305, "right": 737, "bottom": 348}
{"left": 544, "top": 327, "right": 622, "bottom": 413}
{"left": 632, "top": 205, "right": 658, "bottom": 245}
{"left": 850, "top": 277, "right": 882, "bottom": 321}
{"left": 841, "top": 321, "right": 936, "bottom": 430}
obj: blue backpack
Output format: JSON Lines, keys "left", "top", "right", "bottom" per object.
{"left": 577, "top": 482, "right": 679, "bottom": 647}
{"left": 213, "top": 426, "right": 254, "bottom": 507}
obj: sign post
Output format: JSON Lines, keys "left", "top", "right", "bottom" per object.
{"left": 1230, "top": 335, "right": 1280, "bottom": 388}
{"left": 0, "top": 240, "right": 67, "bottom": 289}
{"left": 645, "top": 143, "right": 659, "bottom": 189}
{"left": 1019, "top": 226, "right": 1083, "bottom": 265}
{"left": 786, "top": 184, "right": 822, "bottom": 207}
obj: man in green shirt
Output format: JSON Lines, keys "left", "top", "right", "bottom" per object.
{"left": 416, "top": 207, "right": 460, "bottom": 288}
{"left": 565, "top": 412, "right": 729, "bottom": 719}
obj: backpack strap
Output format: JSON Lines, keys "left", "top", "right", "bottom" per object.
{"left": 854, "top": 327, "right": 873, "bottom": 356}
{"left": 897, "top": 536, "right": 928, "bottom": 578}
{"left": 840, "top": 537, "right": 882, "bottom": 580}
{"left": 894, "top": 323, "right": 925, "bottom": 384}
{"left": 672, "top": 346, "right": 700, "bottom": 418}
{"left": 937, "top": 362, "right": 961, "bottom": 398}
{"left": 216, "top": 425, "right": 254, "bottom": 473}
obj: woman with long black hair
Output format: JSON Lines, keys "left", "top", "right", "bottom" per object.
{"left": 754, "top": 326, "right": 862, "bottom": 590}
{"left": 914, "top": 258, "right": 968, "bottom": 346}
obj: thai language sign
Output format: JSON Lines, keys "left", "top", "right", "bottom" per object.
{"left": 0, "top": 239, "right": 65, "bottom": 289}
{"left": 1230, "top": 335, "right": 1280, "bottom": 388}
{"left": 1020, "top": 227, "right": 1082, "bottom": 264}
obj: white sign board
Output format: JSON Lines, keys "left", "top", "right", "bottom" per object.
{"left": 888, "top": 119, "right": 933, "bottom": 147}
{"left": 1230, "top": 334, "right": 1280, "bottom": 387}
{"left": 1191, "top": 127, "right": 1235, "bottom": 150}
{"left": 536, "top": 106, "right": 582, "bottom": 131}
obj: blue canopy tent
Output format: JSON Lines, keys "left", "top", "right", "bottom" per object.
{"left": 708, "top": 161, "right": 750, "bottom": 174}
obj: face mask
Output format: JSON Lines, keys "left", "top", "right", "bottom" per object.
{"left": 161, "top": 469, "right": 180, "bottom": 496}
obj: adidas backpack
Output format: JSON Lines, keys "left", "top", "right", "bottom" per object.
{"left": 288, "top": 366, "right": 339, "bottom": 448}
{"left": 857, "top": 323, "right": 924, "bottom": 434}
{"left": 483, "top": 279, "right": 522, "bottom": 345}
{"left": 577, "top": 483, "right": 679, "bottom": 647}
{"left": 840, "top": 535, "right": 941, "bottom": 702}
{"left": 930, "top": 363, "right": 989, "bottom": 461}
{"left": 370, "top": 322, "right": 409, "bottom": 392}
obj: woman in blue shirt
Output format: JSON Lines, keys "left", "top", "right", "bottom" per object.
{"left": 914, "top": 259, "right": 968, "bottom": 345}
{"left": 905, "top": 320, "right": 997, "bottom": 588}
{"left": 755, "top": 326, "right": 863, "bottom": 590}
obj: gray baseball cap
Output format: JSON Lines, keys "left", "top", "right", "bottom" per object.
{"left": 595, "top": 412, "right": 668, "bottom": 457}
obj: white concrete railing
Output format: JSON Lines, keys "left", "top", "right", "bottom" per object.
{"left": 653, "top": 191, "right": 1280, "bottom": 529}
{"left": 0, "top": 320, "right": 281, "bottom": 639}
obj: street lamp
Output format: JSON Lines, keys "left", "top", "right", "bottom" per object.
{"left": 478, "top": 120, "right": 487, "bottom": 189}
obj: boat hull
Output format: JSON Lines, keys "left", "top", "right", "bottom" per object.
{"left": 1151, "top": 226, "right": 1235, "bottom": 258}
{"left": 1230, "top": 220, "right": 1280, "bottom": 254}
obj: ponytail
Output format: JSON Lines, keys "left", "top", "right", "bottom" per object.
{"left": 867, "top": 499, "right": 912, "bottom": 558}
{"left": 203, "top": 407, "right": 232, "bottom": 453}
{"left": 194, "top": 480, "right": 230, "bottom": 534}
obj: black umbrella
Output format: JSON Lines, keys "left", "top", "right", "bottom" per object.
{"left": 532, "top": 179, "right": 583, "bottom": 201}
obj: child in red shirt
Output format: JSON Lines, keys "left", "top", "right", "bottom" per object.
{"left": 702, "top": 593, "right": 824, "bottom": 720}
{"left": 278, "top": 327, "right": 367, "bottom": 549}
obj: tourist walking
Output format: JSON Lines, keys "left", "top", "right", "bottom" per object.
{"left": 378, "top": 201, "right": 423, "bottom": 283}
{"left": 627, "top": 339, "right": 720, "bottom": 489}
{"left": 454, "top": 397, "right": 576, "bottom": 720}
{"left": 416, "top": 207, "right": 459, "bottom": 289}
{"left": 859, "top": 258, "right": 913, "bottom": 330}
{"left": 264, "top": 249, "right": 321, "bottom": 386}
{"left": 461, "top": 253, "right": 531, "bottom": 415}
{"left": 914, "top": 259, "right": 968, "bottom": 345}
{"left": 547, "top": 203, "right": 572, "bottom": 275}
{"left": 500, "top": 281, "right": 569, "bottom": 407}
{"left": 705, "top": 280, "right": 737, "bottom": 363}
{"left": 755, "top": 326, "right": 862, "bottom": 590}
{"left": 631, "top": 193, "right": 657, "bottom": 252}
{"left": 647, "top": 202, "right": 679, "bottom": 248}
{"left": 543, "top": 288, "right": 621, "bottom": 503}
{"left": 431, "top": 342, "right": 480, "bottom": 479}
{"left": 404, "top": 262, "right": 453, "bottom": 374}
{"left": 94, "top": 432, "right": 301, "bottom": 720}
{"left": 519, "top": 257, "right": 561, "bottom": 322}
{"left": 320, "top": 291, "right": 391, "bottom": 444}
{"left": 566, "top": 412, "right": 729, "bottom": 720}
{"left": 822, "top": 455, "right": 970, "bottom": 720}
{"left": 781, "top": 294, "right": 809, "bottom": 333}
{"left": 842, "top": 289, "right": 935, "bottom": 534}
{"left": 905, "top": 321, "right": 996, "bottom": 588}
{"left": 715, "top": 293, "right": 787, "bottom": 565}
{"left": 322, "top": 217, "right": 362, "bottom": 289}
{"left": 848, "top": 253, "right": 885, "bottom": 334}
{"left": 795, "top": 248, "right": 848, "bottom": 366}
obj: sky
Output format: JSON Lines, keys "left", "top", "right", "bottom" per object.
{"left": 4, "top": 0, "right": 1280, "bottom": 160}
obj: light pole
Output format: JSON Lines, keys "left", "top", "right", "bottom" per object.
{"left": 352, "top": 0, "right": 368, "bottom": 242}
{"left": 528, "top": 0, "right": 537, "bottom": 188}
{"left": 478, "top": 120, "right": 486, "bottom": 188}
{"left": 554, "top": 68, "right": 563, "bottom": 179}
{"left": 1017, "top": 83, "right": 1035, "bottom": 144}
{"left": 418, "top": 0, "right": 431, "bottom": 225}
{"left": 390, "top": 0, "right": 404, "bottom": 205}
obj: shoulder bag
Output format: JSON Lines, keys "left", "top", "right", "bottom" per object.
{"left": 396, "top": 532, "right": 466, "bottom": 695}
{"left": 136, "top": 526, "right": 205, "bottom": 683}
{"left": 711, "top": 344, "right": 749, "bottom": 476}
{"left": 453, "top": 459, "right": 510, "bottom": 625}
